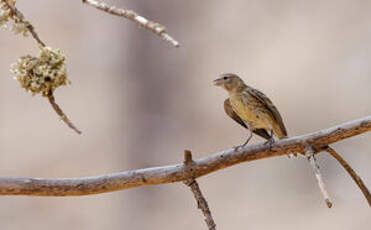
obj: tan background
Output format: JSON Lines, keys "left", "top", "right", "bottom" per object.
{"left": 0, "top": 0, "right": 370, "bottom": 229}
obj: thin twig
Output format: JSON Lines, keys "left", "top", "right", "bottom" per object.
{"left": 47, "top": 90, "right": 82, "bottom": 135}
{"left": 183, "top": 150, "right": 216, "bottom": 230}
{"left": 4, "top": 0, "right": 46, "bottom": 47}
{"left": 325, "top": 146, "right": 371, "bottom": 206}
{"left": 0, "top": 116, "right": 370, "bottom": 196}
{"left": 82, "top": 0, "right": 179, "bottom": 47}
{"left": 306, "top": 146, "right": 332, "bottom": 208}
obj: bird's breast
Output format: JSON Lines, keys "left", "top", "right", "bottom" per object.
{"left": 229, "top": 93, "right": 272, "bottom": 129}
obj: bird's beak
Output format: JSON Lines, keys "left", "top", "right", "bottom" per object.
{"left": 213, "top": 78, "right": 223, "bottom": 86}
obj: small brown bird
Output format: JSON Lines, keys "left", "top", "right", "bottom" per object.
{"left": 213, "top": 73, "right": 287, "bottom": 146}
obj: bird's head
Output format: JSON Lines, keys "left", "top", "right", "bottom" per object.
{"left": 213, "top": 73, "right": 245, "bottom": 92}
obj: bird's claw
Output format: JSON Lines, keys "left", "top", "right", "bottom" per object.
{"left": 233, "top": 145, "right": 243, "bottom": 151}
{"left": 264, "top": 138, "right": 275, "bottom": 150}
{"left": 233, "top": 146, "right": 240, "bottom": 151}
{"left": 233, "top": 142, "right": 249, "bottom": 151}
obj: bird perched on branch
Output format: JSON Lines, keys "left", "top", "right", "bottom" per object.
{"left": 213, "top": 73, "right": 287, "bottom": 147}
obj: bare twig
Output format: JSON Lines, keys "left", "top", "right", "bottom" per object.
{"left": 184, "top": 149, "right": 193, "bottom": 166}
{"left": 183, "top": 150, "right": 216, "bottom": 230}
{"left": 0, "top": 116, "right": 370, "bottom": 197}
{"left": 185, "top": 180, "right": 216, "bottom": 230}
{"left": 325, "top": 146, "right": 371, "bottom": 206}
{"left": 47, "top": 91, "right": 82, "bottom": 135}
{"left": 306, "top": 146, "right": 332, "bottom": 208}
{"left": 82, "top": 0, "right": 179, "bottom": 47}
{"left": 3, "top": 0, "right": 46, "bottom": 47}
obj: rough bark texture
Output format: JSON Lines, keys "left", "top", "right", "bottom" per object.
{"left": 185, "top": 179, "right": 216, "bottom": 230}
{"left": 183, "top": 150, "right": 216, "bottom": 230}
{"left": 82, "top": 0, "right": 179, "bottom": 47}
{"left": 0, "top": 116, "right": 370, "bottom": 196}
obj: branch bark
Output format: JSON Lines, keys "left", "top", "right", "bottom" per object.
{"left": 82, "top": 0, "right": 179, "bottom": 47}
{"left": 4, "top": 0, "right": 46, "bottom": 47}
{"left": 325, "top": 146, "right": 371, "bottom": 206}
{"left": 306, "top": 146, "right": 332, "bottom": 208}
{"left": 0, "top": 116, "right": 370, "bottom": 198}
{"left": 47, "top": 91, "right": 82, "bottom": 135}
{"left": 183, "top": 150, "right": 216, "bottom": 230}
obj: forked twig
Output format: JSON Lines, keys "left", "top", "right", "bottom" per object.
{"left": 82, "top": 0, "right": 179, "bottom": 47}
{"left": 184, "top": 150, "right": 216, "bottom": 230}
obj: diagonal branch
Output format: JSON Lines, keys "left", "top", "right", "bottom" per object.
{"left": 183, "top": 150, "right": 216, "bottom": 230}
{"left": 82, "top": 0, "right": 179, "bottom": 47}
{"left": 325, "top": 146, "right": 371, "bottom": 206}
{"left": 47, "top": 91, "right": 82, "bottom": 135}
{"left": 3, "top": 0, "right": 46, "bottom": 47}
{"left": 0, "top": 116, "right": 370, "bottom": 199}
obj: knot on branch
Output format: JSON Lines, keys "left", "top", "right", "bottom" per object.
{"left": 183, "top": 150, "right": 216, "bottom": 230}
{"left": 182, "top": 150, "right": 197, "bottom": 187}
{"left": 184, "top": 149, "right": 194, "bottom": 166}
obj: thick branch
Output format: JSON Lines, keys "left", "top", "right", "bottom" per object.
{"left": 82, "top": 0, "right": 179, "bottom": 47}
{"left": 0, "top": 116, "right": 370, "bottom": 196}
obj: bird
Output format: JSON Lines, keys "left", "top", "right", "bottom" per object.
{"left": 213, "top": 73, "right": 287, "bottom": 147}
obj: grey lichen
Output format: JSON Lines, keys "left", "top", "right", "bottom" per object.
{"left": 0, "top": 0, "right": 13, "bottom": 27}
{"left": 0, "top": 0, "right": 28, "bottom": 36}
{"left": 10, "top": 47, "right": 70, "bottom": 96}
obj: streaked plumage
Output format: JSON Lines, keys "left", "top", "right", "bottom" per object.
{"left": 224, "top": 98, "right": 271, "bottom": 140}
{"left": 214, "top": 73, "right": 287, "bottom": 146}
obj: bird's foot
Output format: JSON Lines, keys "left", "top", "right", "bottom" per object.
{"left": 263, "top": 138, "right": 275, "bottom": 151}
{"left": 264, "top": 138, "right": 275, "bottom": 149}
{"left": 233, "top": 144, "right": 244, "bottom": 151}
{"left": 233, "top": 142, "right": 249, "bottom": 151}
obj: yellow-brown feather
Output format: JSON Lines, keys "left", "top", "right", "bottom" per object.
{"left": 222, "top": 76, "right": 287, "bottom": 139}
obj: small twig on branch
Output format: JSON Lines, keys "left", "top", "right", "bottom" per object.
{"left": 325, "top": 146, "right": 371, "bottom": 206}
{"left": 82, "top": 0, "right": 179, "bottom": 47}
{"left": 47, "top": 90, "right": 82, "bottom": 135}
{"left": 306, "top": 146, "right": 332, "bottom": 208}
{"left": 4, "top": 0, "right": 46, "bottom": 47}
{"left": 184, "top": 150, "right": 193, "bottom": 166}
{"left": 183, "top": 150, "right": 216, "bottom": 230}
{"left": 0, "top": 116, "right": 370, "bottom": 199}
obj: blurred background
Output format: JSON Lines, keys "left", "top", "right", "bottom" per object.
{"left": 0, "top": 0, "right": 370, "bottom": 229}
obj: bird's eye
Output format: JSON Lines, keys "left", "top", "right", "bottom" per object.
{"left": 223, "top": 77, "right": 228, "bottom": 80}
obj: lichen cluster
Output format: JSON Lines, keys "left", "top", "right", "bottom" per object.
{"left": 0, "top": 0, "right": 14, "bottom": 27}
{"left": 0, "top": 0, "right": 28, "bottom": 36}
{"left": 10, "top": 47, "right": 69, "bottom": 96}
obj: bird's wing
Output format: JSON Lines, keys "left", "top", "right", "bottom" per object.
{"left": 246, "top": 87, "right": 288, "bottom": 137}
{"left": 224, "top": 98, "right": 271, "bottom": 140}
